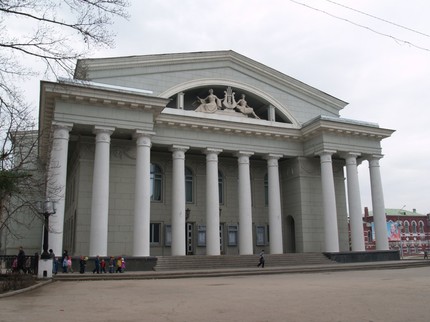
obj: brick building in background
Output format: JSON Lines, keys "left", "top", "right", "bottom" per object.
{"left": 361, "top": 207, "right": 430, "bottom": 256}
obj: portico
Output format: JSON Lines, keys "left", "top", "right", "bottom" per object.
{"left": 37, "top": 51, "right": 394, "bottom": 258}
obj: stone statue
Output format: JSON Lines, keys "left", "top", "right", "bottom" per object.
{"left": 235, "top": 94, "right": 260, "bottom": 119}
{"left": 195, "top": 89, "right": 222, "bottom": 113}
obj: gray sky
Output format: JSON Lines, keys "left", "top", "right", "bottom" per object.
{"left": 28, "top": 0, "right": 430, "bottom": 214}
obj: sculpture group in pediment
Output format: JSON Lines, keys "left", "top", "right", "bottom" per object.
{"left": 194, "top": 87, "right": 260, "bottom": 119}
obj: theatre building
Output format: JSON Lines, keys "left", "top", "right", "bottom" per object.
{"left": 22, "top": 51, "right": 395, "bottom": 257}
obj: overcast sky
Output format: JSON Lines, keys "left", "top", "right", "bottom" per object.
{"left": 28, "top": 0, "right": 430, "bottom": 214}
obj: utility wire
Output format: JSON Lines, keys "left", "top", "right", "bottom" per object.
{"left": 288, "top": 0, "right": 430, "bottom": 52}
{"left": 325, "top": 0, "right": 430, "bottom": 39}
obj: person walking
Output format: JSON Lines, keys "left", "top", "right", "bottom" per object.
{"left": 17, "top": 247, "right": 26, "bottom": 273}
{"left": 100, "top": 258, "right": 106, "bottom": 273}
{"left": 92, "top": 255, "right": 100, "bottom": 274}
{"left": 67, "top": 256, "right": 73, "bottom": 273}
{"left": 79, "top": 256, "right": 87, "bottom": 274}
{"left": 49, "top": 249, "right": 58, "bottom": 275}
{"left": 257, "top": 250, "right": 265, "bottom": 268}
{"left": 116, "top": 257, "right": 122, "bottom": 273}
{"left": 108, "top": 256, "right": 115, "bottom": 273}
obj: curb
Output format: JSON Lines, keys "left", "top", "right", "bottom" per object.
{"left": 0, "top": 279, "right": 53, "bottom": 298}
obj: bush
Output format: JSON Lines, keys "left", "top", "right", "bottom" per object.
{"left": 0, "top": 273, "right": 36, "bottom": 294}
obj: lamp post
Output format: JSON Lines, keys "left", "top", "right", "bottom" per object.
{"left": 38, "top": 200, "right": 57, "bottom": 259}
{"left": 397, "top": 220, "right": 403, "bottom": 259}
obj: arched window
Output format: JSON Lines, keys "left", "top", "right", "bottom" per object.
{"left": 150, "top": 163, "right": 163, "bottom": 201}
{"left": 419, "top": 221, "right": 425, "bottom": 234}
{"left": 404, "top": 221, "right": 410, "bottom": 234}
{"left": 264, "top": 173, "right": 268, "bottom": 206}
{"left": 218, "top": 170, "right": 224, "bottom": 204}
{"left": 411, "top": 221, "right": 417, "bottom": 234}
{"left": 185, "top": 166, "right": 193, "bottom": 203}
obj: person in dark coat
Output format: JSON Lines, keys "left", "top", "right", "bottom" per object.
{"left": 257, "top": 250, "right": 265, "bottom": 268}
{"left": 17, "top": 247, "right": 26, "bottom": 273}
{"left": 92, "top": 255, "right": 100, "bottom": 274}
{"left": 79, "top": 256, "right": 87, "bottom": 274}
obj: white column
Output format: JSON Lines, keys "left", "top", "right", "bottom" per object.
{"left": 170, "top": 145, "right": 189, "bottom": 256}
{"left": 265, "top": 154, "right": 284, "bottom": 254}
{"left": 89, "top": 126, "right": 114, "bottom": 257}
{"left": 236, "top": 151, "right": 254, "bottom": 255}
{"left": 47, "top": 122, "right": 73, "bottom": 256}
{"left": 344, "top": 153, "right": 365, "bottom": 251}
{"left": 318, "top": 151, "right": 339, "bottom": 252}
{"left": 132, "top": 131, "right": 152, "bottom": 256}
{"left": 204, "top": 148, "right": 222, "bottom": 256}
{"left": 369, "top": 155, "right": 389, "bottom": 250}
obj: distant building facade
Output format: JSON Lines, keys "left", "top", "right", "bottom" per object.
{"left": 2, "top": 51, "right": 395, "bottom": 257}
{"left": 362, "top": 207, "right": 430, "bottom": 256}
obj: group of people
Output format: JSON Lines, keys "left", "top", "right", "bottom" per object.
{"left": 11, "top": 246, "right": 30, "bottom": 273}
{"left": 48, "top": 249, "right": 126, "bottom": 275}
{"left": 90, "top": 255, "right": 126, "bottom": 274}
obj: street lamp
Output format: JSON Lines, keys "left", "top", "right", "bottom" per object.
{"left": 397, "top": 220, "right": 403, "bottom": 259}
{"left": 37, "top": 200, "right": 57, "bottom": 259}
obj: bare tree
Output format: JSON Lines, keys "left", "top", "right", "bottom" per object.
{"left": 0, "top": 0, "right": 129, "bottom": 240}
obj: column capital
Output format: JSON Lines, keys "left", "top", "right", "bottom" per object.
{"left": 340, "top": 152, "right": 361, "bottom": 166}
{"left": 170, "top": 145, "right": 189, "bottom": 160}
{"left": 52, "top": 122, "right": 73, "bottom": 140}
{"left": 203, "top": 148, "right": 222, "bottom": 155}
{"left": 340, "top": 152, "right": 361, "bottom": 159}
{"left": 236, "top": 151, "right": 254, "bottom": 157}
{"left": 264, "top": 153, "right": 283, "bottom": 161}
{"left": 315, "top": 149, "right": 336, "bottom": 157}
{"left": 52, "top": 121, "right": 73, "bottom": 131}
{"left": 133, "top": 130, "right": 155, "bottom": 139}
{"left": 367, "top": 154, "right": 384, "bottom": 167}
{"left": 170, "top": 145, "right": 190, "bottom": 153}
{"left": 93, "top": 126, "right": 115, "bottom": 144}
{"left": 367, "top": 154, "right": 384, "bottom": 161}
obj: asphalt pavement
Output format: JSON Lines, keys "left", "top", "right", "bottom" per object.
{"left": 1, "top": 263, "right": 429, "bottom": 322}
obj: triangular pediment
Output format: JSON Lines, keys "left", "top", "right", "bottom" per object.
{"left": 75, "top": 50, "right": 348, "bottom": 126}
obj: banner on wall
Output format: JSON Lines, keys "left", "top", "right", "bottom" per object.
{"left": 387, "top": 221, "right": 401, "bottom": 241}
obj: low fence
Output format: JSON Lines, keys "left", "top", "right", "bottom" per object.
{"left": 0, "top": 255, "right": 38, "bottom": 275}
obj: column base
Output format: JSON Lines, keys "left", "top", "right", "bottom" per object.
{"left": 38, "top": 259, "right": 53, "bottom": 279}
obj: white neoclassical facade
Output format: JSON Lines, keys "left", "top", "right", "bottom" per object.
{"left": 36, "top": 51, "right": 394, "bottom": 257}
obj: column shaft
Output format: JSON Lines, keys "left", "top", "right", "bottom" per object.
{"left": 319, "top": 151, "right": 340, "bottom": 252}
{"left": 89, "top": 126, "right": 114, "bottom": 256}
{"left": 171, "top": 145, "right": 189, "bottom": 256}
{"left": 205, "top": 148, "right": 222, "bottom": 255}
{"left": 132, "top": 132, "right": 152, "bottom": 256}
{"left": 369, "top": 156, "right": 389, "bottom": 250}
{"left": 237, "top": 152, "right": 254, "bottom": 255}
{"left": 47, "top": 122, "right": 73, "bottom": 256}
{"left": 266, "top": 154, "right": 283, "bottom": 254}
{"left": 345, "top": 153, "right": 365, "bottom": 251}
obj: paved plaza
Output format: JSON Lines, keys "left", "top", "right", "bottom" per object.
{"left": 1, "top": 267, "right": 429, "bottom": 322}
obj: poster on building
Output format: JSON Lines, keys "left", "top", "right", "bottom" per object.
{"left": 387, "top": 221, "right": 401, "bottom": 241}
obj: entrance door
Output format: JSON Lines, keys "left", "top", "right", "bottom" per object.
{"left": 186, "top": 222, "right": 194, "bottom": 255}
{"left": 285, "top": 216, "right": 296, "bottom": 253}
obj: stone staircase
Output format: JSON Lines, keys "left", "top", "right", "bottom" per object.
{"left": 154, "top": 253, "right": 334, "bottom": 271}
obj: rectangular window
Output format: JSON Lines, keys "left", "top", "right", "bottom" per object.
{"left": 228, "top": 225, "right": 238, "bottom": 246}
{"left": 150, "top": 223, "right": 161, "bottom": 244}
{"left": 197, "top": 225, "right": 206, "bottom": 246}
{"left": 256, "top": 226, "right": 266, "bottom": 246}
{"left": 165, "top": 225, "right": 172, "bottom": 246}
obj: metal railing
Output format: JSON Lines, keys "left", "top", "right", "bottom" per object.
{"left": 0, "top": 255, "right": 38, "bottom": 275}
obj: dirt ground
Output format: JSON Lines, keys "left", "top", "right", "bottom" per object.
{"left": 1, "top": 267, "right": 429, "bottom": 322}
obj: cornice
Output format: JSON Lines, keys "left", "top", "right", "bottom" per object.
{"left": 301, "top": 115, "right": 395, "bottom": 141}
{"left": 155, "top": 109, "right": 302, "bottom": 141}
